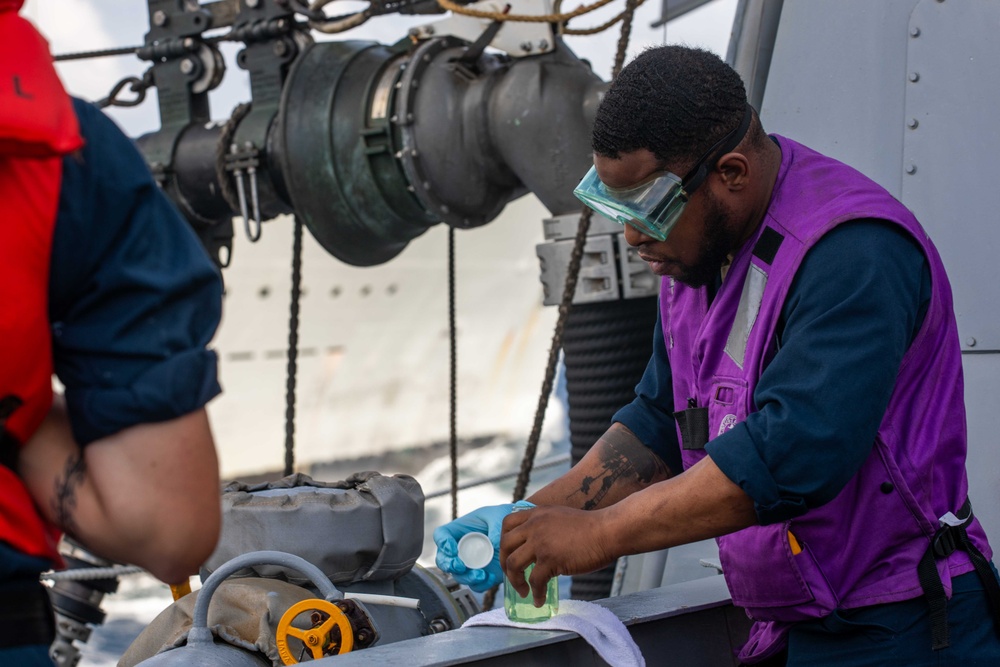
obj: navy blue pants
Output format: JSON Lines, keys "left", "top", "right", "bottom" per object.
{"left": 750, "top": 569, "right": 1000, "bottom": 666}
{"left": 0, "top": 645, "right": 53, "bottom": 666}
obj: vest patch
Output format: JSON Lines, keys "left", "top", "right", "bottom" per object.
{"left": 718, "top": 413, "right": 738, "bottom": 436}
{"left": 725, "top": 263, "right": 768, "bottom": 368}
{"left": 752, "top": 227, "right": 784, "bottom": 265}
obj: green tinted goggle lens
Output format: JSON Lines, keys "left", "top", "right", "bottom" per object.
{"left": 573, "top": 166, "right": 688, "bottom": 241}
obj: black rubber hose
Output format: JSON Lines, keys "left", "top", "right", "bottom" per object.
{"left": 562, "top": 296, "right": 658, "bottom": 600}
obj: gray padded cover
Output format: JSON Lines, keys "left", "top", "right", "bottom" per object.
{"left": 202, "top": 472, "right": 424, "bottom": 585}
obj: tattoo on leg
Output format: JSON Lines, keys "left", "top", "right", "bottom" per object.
{"left": 53, "top": 452, "right": 86, "bottom": 536}
{"left": 573, "top": 428, "right": 671, "bottom": 510}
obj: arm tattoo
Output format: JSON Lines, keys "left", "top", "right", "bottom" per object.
{"left": 574, "top": 427, "right": 671, "bottom": 510}
{"left": 52, "top": 452, "right": 87, "bottom": 537}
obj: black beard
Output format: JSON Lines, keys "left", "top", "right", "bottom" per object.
{"left": 672, "top": 193, "right": 740, "bottom": 288}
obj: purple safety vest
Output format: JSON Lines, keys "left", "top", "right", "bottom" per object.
{"left": 660, "top": 135, "right": 992, "bottom": 662}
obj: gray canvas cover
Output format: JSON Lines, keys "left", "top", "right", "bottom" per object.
{"left": 202, "top": 472, "right": 424, "bottom": 585}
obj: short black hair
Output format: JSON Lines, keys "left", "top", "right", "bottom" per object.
{"left": 592, "top": 46, "right": 754, "bottom": 169}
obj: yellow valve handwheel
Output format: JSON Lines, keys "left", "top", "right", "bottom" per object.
{"left": 275, "top": 599, "right": 355, "bottom": 665}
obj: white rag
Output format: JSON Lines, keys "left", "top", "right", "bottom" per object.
{"left": 461, "top": 599, "right": 645, "bottom": 667}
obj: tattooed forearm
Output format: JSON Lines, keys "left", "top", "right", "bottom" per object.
{"left": 573, "top": 425, "right": 672, "bottom": 510}
{"left": 52, "top": 452, "right": 87, "bottom": 537}
{"left": 578, "top": 447, "right": 629, "bottom": 510}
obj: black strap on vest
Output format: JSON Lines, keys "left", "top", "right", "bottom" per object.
{"left": 917, "top": 498, "right": 1000, "bottom": 650}
{"left": 0, "top": 395, "right": 22, "bottom": 472}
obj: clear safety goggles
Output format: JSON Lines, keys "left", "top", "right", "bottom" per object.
{"left": 573, "top": 168, "right": 688, "bottom": 241}
{"left": 573, "top": 104, "right": 753, "bottom": 242}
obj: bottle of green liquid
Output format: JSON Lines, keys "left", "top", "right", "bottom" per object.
{"left": 503, "top": 507, "right": 558, "bottom": 622}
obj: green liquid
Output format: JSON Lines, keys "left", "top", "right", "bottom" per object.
{"left": 503, "top": 564, "right": 559, "bottom": 623}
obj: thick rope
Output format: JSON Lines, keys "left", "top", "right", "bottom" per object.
{"left": 484, "top": 0, "right": 637, "bottom": 611}
{"left": 449, "top": 226, "right": 459, "bottom": 521}
{"left": 53, "top": 0, "right": 637, "bottom": 64}
{"left": 611, "top": 0, "right": 639, "bottom": 79}
{"left": 563, "top": 0, "right": 646, "bottom": 35}
{"left": 436, "top": 0, "right": 616, "bottom": 23}
{"left": 482, "top": 211, "right": 593, "bottom": 612}
{"left": 284, "top": 217, "right": 304, "bottom": 477}
{"left": 510, "top": 208, "right": 593, "bottom": 504}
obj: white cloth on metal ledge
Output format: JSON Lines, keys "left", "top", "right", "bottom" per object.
{"left": 462, "top": 599, "right": 645, "bottom": 667}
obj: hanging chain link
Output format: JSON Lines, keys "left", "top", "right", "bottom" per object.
{"left": 284, "top": 217, "right": 304, "bottom": 477}
{"left": 448, "top": 227, "right": 460, "bottom": 520}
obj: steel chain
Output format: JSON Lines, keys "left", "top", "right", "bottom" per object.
{"left": 285, "top": 217, "right": 304, "bottom": 477}
{"left": 449, "top": 227, "right": 460, "bottom": 521}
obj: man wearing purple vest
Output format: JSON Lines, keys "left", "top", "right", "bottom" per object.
{"left": 434, "top": 46, "right": 1000, "bottom": 664}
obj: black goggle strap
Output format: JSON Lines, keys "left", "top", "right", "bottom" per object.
{"left": 681, "top": 103, "right": 754, "bottom": 195}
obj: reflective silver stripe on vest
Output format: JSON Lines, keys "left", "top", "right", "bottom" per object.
{"left": 725, "top": 263, "right": 768, "bottom": 368}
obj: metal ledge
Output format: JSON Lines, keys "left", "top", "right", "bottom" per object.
{"left": 321, "top": 575, "right": 750, "bottom": 666}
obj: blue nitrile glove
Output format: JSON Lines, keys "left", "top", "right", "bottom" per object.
{"left": 434, "top": 500, "right": 535, "bottom": 592}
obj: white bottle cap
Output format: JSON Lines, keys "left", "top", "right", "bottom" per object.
{"left": 457, "top": 532, "right": 494, "bottom": 570}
